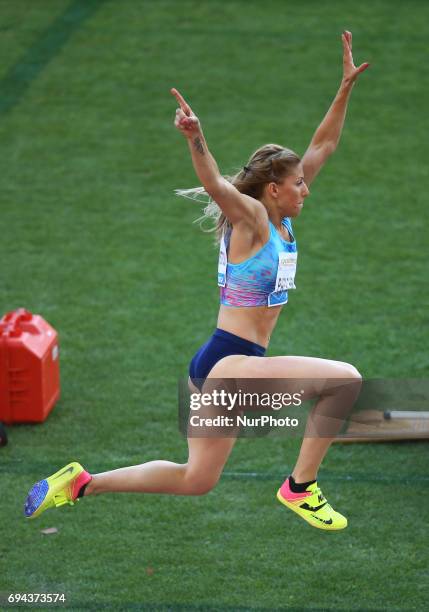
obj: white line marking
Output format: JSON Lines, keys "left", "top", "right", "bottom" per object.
{"left": 222, "top": 471, "right": 429, "bottom": 482}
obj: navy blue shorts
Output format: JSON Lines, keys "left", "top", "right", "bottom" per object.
{"left": 189, "top": 328, "right": 266, "bottom": 390}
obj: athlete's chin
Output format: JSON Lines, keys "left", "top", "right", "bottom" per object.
{"left": 289, "top": 204, "right": 303, "bottom": 218}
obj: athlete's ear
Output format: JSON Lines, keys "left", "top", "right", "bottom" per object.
{"left": 267, "top": 182, "right": 279, "bottom": 198}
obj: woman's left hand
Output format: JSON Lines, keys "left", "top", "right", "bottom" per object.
{"left": 342, "top": 31, "right": 370, "bottom": 85}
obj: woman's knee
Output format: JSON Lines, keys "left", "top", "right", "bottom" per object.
{"left": 319, "top": 362, "right": 362, "bottom": 406}
{"left": 337, "top": 361, "right": 363, "bottom": 382}
{"left": 183, "top": 468, "right": 221, "bottom": 496}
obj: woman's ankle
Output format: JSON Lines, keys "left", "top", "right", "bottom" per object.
{"left": 291, "top": 471, "right": 317, "bottom": 484}
{"left": 83, "top": 476, "right": 97, "bottom": 496}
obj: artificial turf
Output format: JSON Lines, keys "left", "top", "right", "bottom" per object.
{"left": 0, "top": 1, "right": 428, "bottom": 610}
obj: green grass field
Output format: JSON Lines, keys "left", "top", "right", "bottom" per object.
{"left": 1, "top": 1, "right": 428, "bottom": 610}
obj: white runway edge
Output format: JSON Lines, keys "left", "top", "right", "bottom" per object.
{"left": 222, "top": 471, "right": 429, "bottom": 483}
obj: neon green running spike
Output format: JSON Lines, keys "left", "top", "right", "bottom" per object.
{"left": 24, "top": 462, "right": 92, "bottom": 519}
{"left": 277, "top": 477, "right": 348, "bottom": 531}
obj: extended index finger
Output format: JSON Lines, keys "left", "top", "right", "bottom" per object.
{"left": 171, "top": 88, "right": 192, "bottom": 116}
{"left": 341, "top": 32, "right": 352, "bottom": 58}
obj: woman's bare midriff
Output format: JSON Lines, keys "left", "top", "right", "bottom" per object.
{"left": 217, "top": 303, "right": 283, "bottom": 348}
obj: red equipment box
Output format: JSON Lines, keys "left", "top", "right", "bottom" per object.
{"left": 0, "top": 308, "right": 60, "bottom": 424}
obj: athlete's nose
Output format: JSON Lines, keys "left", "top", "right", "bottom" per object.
{"left": 302, "top": 182, "right": 310, "bottom": 198}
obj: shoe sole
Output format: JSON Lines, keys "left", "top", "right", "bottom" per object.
{"left": 276, "top": 489, "right": 347, "bottom": 531}
{"left": 24, "top": 480, "right": 50, "bottom": 518}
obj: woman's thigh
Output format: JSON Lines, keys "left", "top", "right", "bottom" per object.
{"left": 208, "top": 353, "right": 360, "bottom": 378}
{"left": 205, "top": 353, "right": 361, "bottom": 398}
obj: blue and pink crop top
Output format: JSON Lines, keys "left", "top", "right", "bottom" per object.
{"left": 218, "top": 217, "right": 298, "bottom": 308}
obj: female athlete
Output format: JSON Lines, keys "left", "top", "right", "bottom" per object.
{"left": 24, "top": 31, "right": 369, "bottom": 531}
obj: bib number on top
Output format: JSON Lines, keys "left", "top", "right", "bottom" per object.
{"left": 274, "top": 251, "right": 297, "bottom": 291}
{"left": 268, "top": 251, "right": 297, "bottom": 307}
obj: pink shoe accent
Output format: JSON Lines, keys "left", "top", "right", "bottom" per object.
{"left": 279, "top": 477, "right": 311, "bottom": 502}
{"left": 71, "top": 470, "right": 92, "bottom": 500}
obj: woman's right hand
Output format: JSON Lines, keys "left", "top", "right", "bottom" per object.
{"left": 171, "top": 88, "right": 201, "bottom": 138}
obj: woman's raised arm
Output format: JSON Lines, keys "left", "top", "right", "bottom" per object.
{"left": 171, "top": 88, "right": 261, "bottom": 226}
{"left": 302, "top": 31, "right": 370, "bottom": 186}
